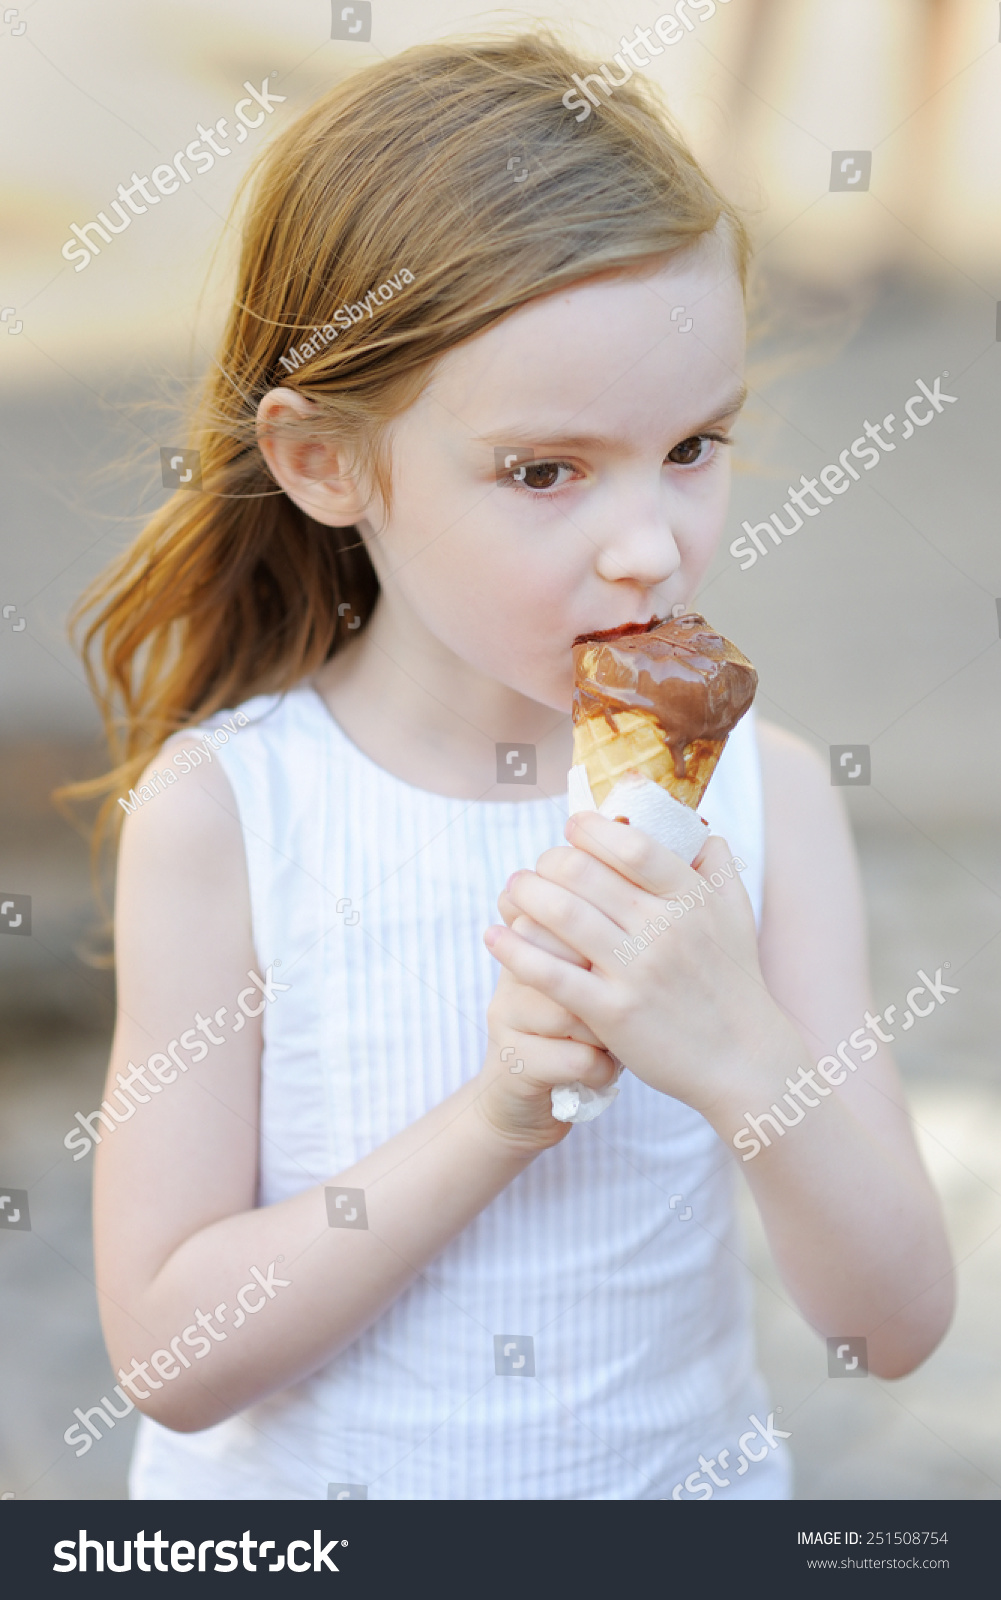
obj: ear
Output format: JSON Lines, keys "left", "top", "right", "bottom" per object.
{"left": 256, "top": 387, "right": 372, "bottom": 526}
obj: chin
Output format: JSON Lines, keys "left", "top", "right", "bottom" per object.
{"left": 521, "top": 681, "right": 569, "bottom": 713}
{"left": 468, "top": 646, "right": 571, "bottom": 713}
{"left": 505, "top": 667, "right": 573, "bottom": 715}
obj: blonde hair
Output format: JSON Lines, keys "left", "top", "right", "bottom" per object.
{"left": 67, "top": 28, "right": 749, "bottom": 849}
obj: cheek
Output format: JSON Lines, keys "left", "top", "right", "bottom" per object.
{"left": 388, "top": 515, "right": 581, "bottom": 693}
{"left": 676, "top": 459, "right": 731, "bottom": 577}
{"left": 376, "top": 424, "right": 587, "bottom": 668}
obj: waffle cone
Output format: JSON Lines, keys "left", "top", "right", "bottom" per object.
{"left": 572, "top": 709, "right": 726, "bottom": 810}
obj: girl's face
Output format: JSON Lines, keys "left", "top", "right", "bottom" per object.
{"left": 357, "top": 241, "right": 746, "bottom": 714}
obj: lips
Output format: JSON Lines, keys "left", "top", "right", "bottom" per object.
{"left": 572, "top": 616, "right": 666, "bottom": 648}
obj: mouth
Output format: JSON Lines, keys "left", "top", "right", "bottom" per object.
{"left": 572, "top": 615, "right": 667, "bottom": 648}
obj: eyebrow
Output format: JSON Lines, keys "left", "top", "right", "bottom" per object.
{"left": 478, "top": 385, "right": 748, "bottom": 451}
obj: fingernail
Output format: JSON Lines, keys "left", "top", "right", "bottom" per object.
{"left": 483, "top": 925, "right": 499, "bottom": 948}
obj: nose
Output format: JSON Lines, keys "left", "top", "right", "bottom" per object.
{"left": 593, "top": 505, "right": 682, "bottom": 590}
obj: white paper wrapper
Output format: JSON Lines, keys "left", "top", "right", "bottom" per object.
{"left": 551, "top": 765, "right": 711, "bottom": 1125}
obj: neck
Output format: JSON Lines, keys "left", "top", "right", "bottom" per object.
{"left": 312, "top": 592, "right": 572, "bottom": 800}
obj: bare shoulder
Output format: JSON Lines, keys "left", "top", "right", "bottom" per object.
{"left": 115, "top": 733, "right": 254, "bottom": 1021}
{"left": 756, "top": 719, "right": 861, "bottom": 885}
{"left": 756, "top": 717, "right": 821, "bottom": 774}
{"left": 118, "top": 734, "right": 246, "bottom": 886}
{"left": 757, "top": 720, "right": 836, "bottom": 826}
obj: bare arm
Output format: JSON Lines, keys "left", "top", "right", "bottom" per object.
{"left": 94, "top": 742, "right": 611, "bottom": 1431}
{"left": 742, "top": 720, "right": 955, "bottom": 1375}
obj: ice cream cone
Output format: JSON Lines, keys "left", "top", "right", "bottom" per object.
{"left": 571, "top": 707, "right": 726, "bottom": 810}
{"left": 571, "top": 613, "right": 757, "bottom": 813}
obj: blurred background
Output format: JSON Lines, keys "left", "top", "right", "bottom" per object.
{"left": 1, "top": 0, "right": 999, "bottom": 1498}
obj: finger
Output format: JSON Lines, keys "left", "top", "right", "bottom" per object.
{"left": 690, "top": 833, "right": 745, "bottom": 896}
{"left": 497, "top": 890, "right": 588, "bottom": 965}
{"left": 494, "top": 1032, "right": 619, "bottom": 1092}
{"left": 513, "top": 912, "right": 590, "bottom": 968}
{"left": 499, "top": 981, "right": 603, "bottom": 1045}
{"left": 504, "top": 871, "right": 623, "bottom": 968}
{"left": 484, "top": 923, "right": 595, "bottom": 1015}
{"left": 529, "top": 1039, "right": 618, "bottom": 1092}
{"left": 564, "top": 811, "right": 702, "bottom": 897}
{"left": 496, "top": 887, "right": 519, "bottom": 928}
{"left": 529, "top": 842, "right": 658, "bottom": 929}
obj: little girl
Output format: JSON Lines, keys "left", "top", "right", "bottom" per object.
{"left": 77, "top": 32, "right": 952, "bottom": 1500}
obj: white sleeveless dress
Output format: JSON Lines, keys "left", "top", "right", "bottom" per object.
{"left": 129, "top": 686, "right": 789, "bottom": 1500}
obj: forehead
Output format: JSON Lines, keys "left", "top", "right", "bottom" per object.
{"left": 427, "top": 243, "right": 746, "bottom": 444}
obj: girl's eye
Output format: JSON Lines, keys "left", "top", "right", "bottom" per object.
{"left": 503, "top": 435, "right": 730, "bottom": 492}
{"left": 507, "top": 460, "right": 576, "bottom": 492}
{"left": 666, "top": 433, "right": 727, "bottom": 467}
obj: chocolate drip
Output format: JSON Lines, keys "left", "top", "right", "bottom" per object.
{"left": 572, "top": 612, "right": 757, "bottom": 777}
